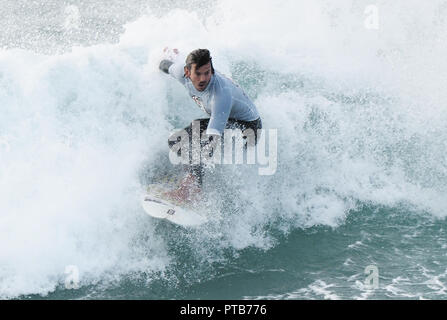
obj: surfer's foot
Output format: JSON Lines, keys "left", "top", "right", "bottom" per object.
{"left": 162, "top": 173, "right": 201, "bottom": 204}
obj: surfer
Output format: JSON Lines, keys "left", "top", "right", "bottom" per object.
{"left": 159, "top": 48, "right": 262, "bottom": 202}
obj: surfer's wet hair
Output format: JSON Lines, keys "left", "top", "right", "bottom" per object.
{"left": 185, "top": 49, "right": 215, "bottom": 74}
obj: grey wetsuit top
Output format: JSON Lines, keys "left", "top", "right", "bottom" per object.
{"left": 168, "top": 61, "right": 260, "bottom": 136}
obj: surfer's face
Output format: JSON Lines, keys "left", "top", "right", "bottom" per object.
{"left": 185, "top": 62, "right": 212, "bottom": 91}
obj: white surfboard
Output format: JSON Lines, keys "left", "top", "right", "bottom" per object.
{"left": 141, "top": 184, "right": 207, "bottom": 227}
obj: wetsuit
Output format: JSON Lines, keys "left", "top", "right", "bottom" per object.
{"left": 160, "top": 59, "right": 262, "bottom": 185}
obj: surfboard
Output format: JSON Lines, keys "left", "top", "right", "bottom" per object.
{"left": 141, "top": 184, "right": 207, "bottom": 227}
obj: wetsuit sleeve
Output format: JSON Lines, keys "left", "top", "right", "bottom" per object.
{"left": 207, "top": 82, "right": 232, "bottom": 136}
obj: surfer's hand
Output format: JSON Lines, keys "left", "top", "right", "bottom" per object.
{"left": 201, "top": 134, "right": 219, "bottom": 148}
